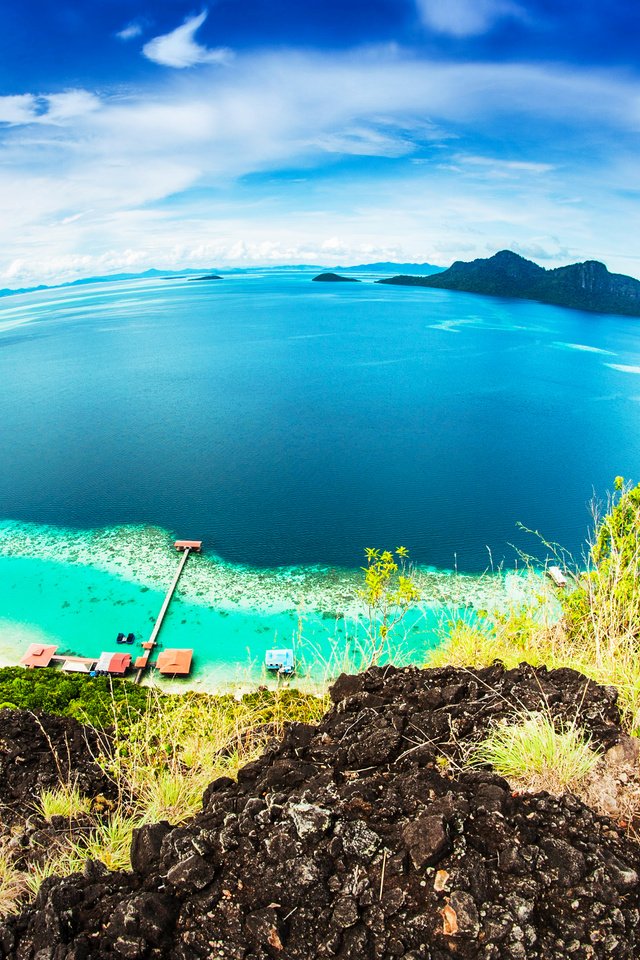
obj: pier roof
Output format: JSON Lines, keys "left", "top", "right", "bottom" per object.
{"left": 20, "top": 644, "right": 58, "bottom": 668}
{"left": 174, "top": 540, "right": 202, "bottom": 552}
{"left": 156, "top": 648, "right": 193, "bottom": 675}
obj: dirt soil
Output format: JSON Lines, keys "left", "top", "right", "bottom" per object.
{"left": 2, "top": 663, "right": 640, "bottom": 959}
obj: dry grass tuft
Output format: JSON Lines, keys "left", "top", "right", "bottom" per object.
{"left": 0, "top": 846, "right": 28, "bottom": 918}
{"left": 469, "top": 710, "right": 601, "bottom": 795}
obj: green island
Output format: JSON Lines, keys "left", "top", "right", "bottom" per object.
{"left": 379, "top": 249, "right": 640, "bottom": 317}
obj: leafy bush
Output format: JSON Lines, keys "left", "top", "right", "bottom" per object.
{"left": 564, "top": 478, "right": 640, "bottom": 650}
{"left": 0, "top": 668, "right": 152, "bottom": 728}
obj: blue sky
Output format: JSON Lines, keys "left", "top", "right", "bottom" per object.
{"left": 1, "top": 0, "right": 639, "bottom": 286}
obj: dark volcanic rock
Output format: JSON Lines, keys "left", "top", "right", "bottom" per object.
{"left": 312, "top": 272, "right": 361, "bottom": 282}
{"left": 2, "top": 664, "right": 639, "bottom": 959}
{"left": 0, "top": 708, "right": 113, "bottom": 828}
{"left": 378, "top": 249, "right": 640, "bottom": 317}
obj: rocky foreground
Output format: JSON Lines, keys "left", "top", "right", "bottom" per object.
{"left": 2, "top": 663, "right": 640, "bottom": 959}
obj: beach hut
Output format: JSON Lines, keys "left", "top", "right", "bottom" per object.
{"left": 94, "top": 652, "right": 132, "bottom": 675}
{"left": 265, "top": 649, "right": 295, "bottom": 675}
{"left": 20, "top": 644, "right": 58, "bottom": 668}
{"left": 109, "top": 653, "right": 132, "bottom": 675}
{"left": 94, "top": 652, "right": 113, "bottom": 673}
{"left": 156, "top": 648, "right": 193, "bottom": 676}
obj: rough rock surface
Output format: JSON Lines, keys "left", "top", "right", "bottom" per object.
{"left": 2, "top": 663, "right": 640, "bottom": 959}
{"left": 0, "top": 708, "right": 113, "bottom": 829}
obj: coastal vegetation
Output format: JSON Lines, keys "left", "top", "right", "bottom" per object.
{"left": 431, "top": 478, "right": 640, "bottom": 733}
{"left": 468, "top": 710, "right": 601, "bottom": 795}
{"left": 360, "top": 546, "right": 420, "bottom": 665}
{"left": 0, "top": 684, "right": 328, "bottom": 914}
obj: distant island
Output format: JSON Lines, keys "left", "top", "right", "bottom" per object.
{"left": 188, "top": 274, "right": 223, "bottom": 282}
{"left": 312, "top": 273, "right": 361, "bottom": 283}
{"left": 0, "top": 262, "right": 438, "bottom": 300}
{"left": 378, "top": 250, "right": 640, "bottom": 317}
{"left": 336, "top": 261, "right": 442, "bottom": 275}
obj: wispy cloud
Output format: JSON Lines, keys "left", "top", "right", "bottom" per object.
{"left": 442, "top": 154, "right": 555, "bottom": 180}
{"left": 142, "top": 11, "right": 232, "bottom": 68}
{"left": 416, "top": 0, "right": 526, "bottom": 37}
{"left": 0, "top": 90, "right": 100, "bottom": 127}
{"left": 0, "top": 95, "right": 38, "bottom": 125}
{"left": 117, "top": 20, "right": 146, "bottom": 42}
{"left": 0, "top": 49, "right": 638, "bottom": 285}
{"left": 43, "top": 91, "right": 101, "bottom": 123}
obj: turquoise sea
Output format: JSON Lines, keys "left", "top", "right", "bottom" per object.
{"left": 0, "top": 269, "right": 638, "bottom": 685}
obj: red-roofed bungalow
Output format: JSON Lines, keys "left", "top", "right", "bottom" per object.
{"left": 20, "top": 644, "right": 58, "bottom": 668}
{"left": 156, "top": 648, "right": 193, "bottom": 676}
{"left": 174, "top": 540, "right": 202, "bottom": 552}
{"left": 109, "top": 652, "right": 132, "bottom": 674}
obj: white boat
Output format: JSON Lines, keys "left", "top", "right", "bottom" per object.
{"left": 547, "top": 565, "right": 568, "bottom": 587}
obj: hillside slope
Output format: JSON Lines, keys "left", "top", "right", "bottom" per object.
{"left": 2, "top": 663, "right": 639, "bottom": 960}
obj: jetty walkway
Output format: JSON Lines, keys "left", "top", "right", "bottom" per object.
{"left": 133, "top": 539, "right": 201, "bottom": 683}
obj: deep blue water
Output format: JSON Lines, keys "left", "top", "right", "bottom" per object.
{"left": 0, "top": 269, "right": 639, "bottom": 572}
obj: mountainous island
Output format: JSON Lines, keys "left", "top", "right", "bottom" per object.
{"left": 378, "top": 250, "right": 640, "bottom": 317}
{"left": 336, "top": 261, "right": 442, "bottom": 275}
{"left": 312, "top": 272, "right": 361, "bottom": 282}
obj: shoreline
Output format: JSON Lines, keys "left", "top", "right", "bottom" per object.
{"left": 0, "top": 519, "right": 558, "bottom": 691}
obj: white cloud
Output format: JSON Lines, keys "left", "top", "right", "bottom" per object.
{"left": 311, "top": 125, "right": 416, "bottom": 157}
{"left": 0, "top": 95, "right": 38, "bottom": 125}
{"left": 416, "top": 0, "right": 526, "bottom": 37}
{"left": 43, "top": 90, "right": 101, "bottom": 123}
{"left": 117, "top": 21, "right": 144, "bottom": 41}
{"left": 142, "top": 11, "right": 232, "bottom": 68}
{"left": 510, "top": 240, "right": 571, "bottom": 261}
{"left": 442, "top": 154, "right": 555, "bottom": 180}
{"left": 0, "top": 49, "right": 639, "bottom": 286}
{"left": 0, "top": 90, "right": 100, "bottom": 127}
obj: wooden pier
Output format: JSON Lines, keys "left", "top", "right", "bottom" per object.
{"left": 133, "top": 540, "right": 201, "bottom": 683}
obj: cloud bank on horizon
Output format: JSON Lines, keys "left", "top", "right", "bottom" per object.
{"left": 0, "top": 0, "right": 639, "bottom": 287}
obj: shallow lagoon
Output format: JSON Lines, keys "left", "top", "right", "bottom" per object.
{"left": 0, "top": 520, "right": 524, "bottom": 688}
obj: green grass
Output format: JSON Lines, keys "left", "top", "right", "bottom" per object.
{"left": 106, "top": 687, "right": 326, "bottom": 821}
{"left": 469, "top": 711, "right": 601, "bottom": 794}
{"left": 0, "top": 680, "right": 329, "bottom": 910}
{"left": 37, "top": 783, "right": 92, "bottom": 821}
{"left": 69, "top": 812, "right": 140, "bottom": 873}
